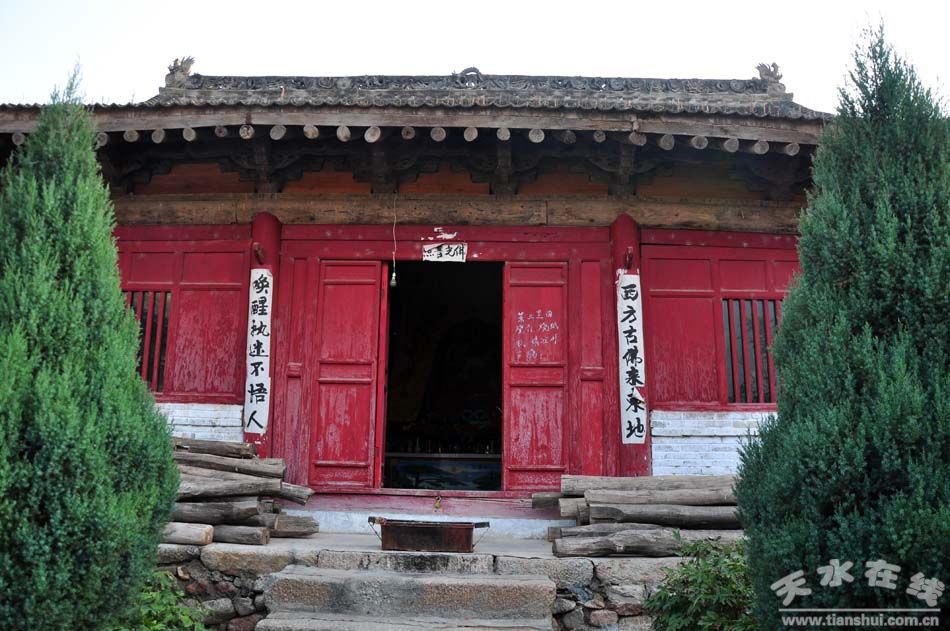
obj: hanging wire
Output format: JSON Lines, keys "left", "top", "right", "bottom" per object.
{"left": 390, "top": 195, "right": 398, "bottom": 287}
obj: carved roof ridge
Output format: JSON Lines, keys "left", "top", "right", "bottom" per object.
{"left": 136, "top": 63, "right": 829, "bottom": 120}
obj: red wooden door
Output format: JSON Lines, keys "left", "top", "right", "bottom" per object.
{"left": 503, "top": 262, "right": 569, "bottom": 490}
{"left": 309, "top": 260, "right": 386, "bottom": 489}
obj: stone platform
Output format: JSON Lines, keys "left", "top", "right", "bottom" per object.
{"left": 160, "top": 533, "right": 674, "bottom": 630}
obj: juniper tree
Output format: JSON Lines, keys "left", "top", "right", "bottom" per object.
{"left": 735, "top": 28, "right": 949, "bottom": 626}
{"left": 0, "top": 75, "right": 178, "bottom": 629}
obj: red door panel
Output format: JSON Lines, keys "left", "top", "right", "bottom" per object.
{"left": 309, "top": 260, "right": 383, "bottom": 489}
{"left": 503, "top": 262, "right": 568, "bottom": 491}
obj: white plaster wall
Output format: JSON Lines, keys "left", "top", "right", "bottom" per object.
{"left": 650, "top": 410, "right": 770, "bottom": 475}
{"left": 158, "top": 402, "right": 244, "bottom": 442}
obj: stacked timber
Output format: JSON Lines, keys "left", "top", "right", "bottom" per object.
{"left": 538, "top": 474, "right": 742, "bottom": 558}
{"left": 162, "top": 438, "right": 319, "bottom": 546}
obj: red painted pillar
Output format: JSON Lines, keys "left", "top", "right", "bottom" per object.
{"left": 609, "top": 214, "right": 651, "bottom": 476}
{"left": 245, "top": 211, "right": 281, "bottom": 456}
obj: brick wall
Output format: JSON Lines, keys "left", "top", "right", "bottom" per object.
{"left": 650, "top": 410, "right": 770, "bottom": 475}
{"left": 158, "top": 403, "right": 244, "bottom": 442}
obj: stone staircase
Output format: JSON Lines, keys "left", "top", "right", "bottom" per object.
{"left": 255, "top": 552, "right": 556, "bottom": 630}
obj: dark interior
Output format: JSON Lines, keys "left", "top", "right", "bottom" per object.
{"left": 383, "top": 261, "right": 503, "bottom": 490}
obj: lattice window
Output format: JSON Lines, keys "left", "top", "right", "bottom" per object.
{"left": 722, "top": 298, "right": 781, "bottom": 404}
{"left": 124, "top": 290, "right": 172, "bottom": 392}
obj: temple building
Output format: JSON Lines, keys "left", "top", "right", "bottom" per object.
{"left": 0, "top": 60, "right": 826, "bottom": 523}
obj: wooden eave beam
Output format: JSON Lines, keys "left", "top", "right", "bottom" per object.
{"left": 111, "top": 192, "right": 803, "bottom": 234}
{"left": 0, "top": 106, "right": 822, "bottom": 145}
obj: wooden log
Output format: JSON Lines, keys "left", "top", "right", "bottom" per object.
{"left": 752, "top": 139, "right": 770, "bottom": 155}
{"left": 123, "top": 129, "right": 140, "bottom": 143}
{"left": 531, "top": 491, "right": 562, "bottom": 509}
{"left": 11, "top": 131, "right": 26, "bottom": 146}
{"left": 400, "top": 125, "right": 416, "bottom": 140}
{"left": 463, "top": 126, "right": 478, "bottom": 142}
{"left": 270, "top": 515, "right": 319, "bottom": 538}
{"left": 589, "top": 504, "right": 741, "bottom": 529}
{"left": 151, "top": 128, "right": 166, "bottom": 144}
{"left": 336, "top": 125, "right": 351, "bottom": 142}
{"left": 173, "top": 437, "right": 256, "bottom": 459}
{"left": 303, "top": 124, "right": 320, "bottom": 140}
{"left": 213, "top": 525, "right": 270, "bottom": 545}
{"left": 182, "top": 127, "right": 197, "bottom": 142}
{"left": 496, "top": 127, "right": 511, "bottom": 141}
{"left": 657, "top": 134, "right": 675, "bottom": 151}
{"left": 270, "top": 481, "right": 315, "bottom": 505}
{"left": 239, "top": 124, "right": 255, "bottom": 140}
{"left": 430, "top": 127, "right": 447, "bottom": 142}
{"left": 172, "top": 451, "right": 286, "bottom": 478}
{"left": 363, "top": 125, "right": 382, "bottom": 143}
{"left": 553, "top": 528, "right": 744, "bottom": 557}
{"left": 172, "top": 499, "right": 262, "bottom": 524}
{"left": 163, "top": 522, "right": 213, "bottom": 545}
{"left": 177, "top": 468, "right": 282, "bottom": 499}
{"left": 527, "top": 128, "right": 545, "bottom": 143}
{"left": 578, "top": 503, "right": 591, "bottom": 525}
{"left": 559, "top": 497, "right": 586, "bottom": 518}
{"left": 782, "top": 142, "right": 800, "bottom": 156}
{"left": 561, "top": 475, "right": 735, "bottom": 497}
{"left": 95, "top": 132, "right": 109, "bottom": 148}
{"left": 689, "top": 135, "right": 709, "bottom": 150}
{"left": 584, "top": 486, "right": 736, "bottom": 506}
{"left": 259, "top": 498, "right": 280, "bottom": 513}
{"left": 237, "top": 512, "right": 279, "bottom": 528}
{"left": 270, "top": 124, "right": 287, "bottom": 141}
{"left": 592, "top": 130, "right": 607, "bottom": 143}
{"left": 214, "top": 125, "right": 229, "bottom": 138}
{"left": 557, "top": 522, "right": 666, "bottom": 538}
{"left": 721, "top": 137, "right": 740, "bottom": 153}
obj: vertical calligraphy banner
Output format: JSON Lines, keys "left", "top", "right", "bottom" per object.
{"left": 243, "top": 268, "right": 273, "bottom": 434}
{"left": 617, "top": 273, "right": 647, "bottom": 444}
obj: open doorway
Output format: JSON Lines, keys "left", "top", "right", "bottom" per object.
{"left": 383, "top": 261, "right": 503, "bottom": 490}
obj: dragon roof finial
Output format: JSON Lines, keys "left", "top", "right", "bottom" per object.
{"left": 756, "top": 63, "right": 787, "bottom": 96}
{"left": 165, "top": 57, "right": 195, "bottom": 89}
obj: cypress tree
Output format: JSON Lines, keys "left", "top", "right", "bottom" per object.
{"left": 0, "top": 75, "right": 179, "bottom": 629}
{"left": 735, "top": 28, "right": 949, "bottom": 626}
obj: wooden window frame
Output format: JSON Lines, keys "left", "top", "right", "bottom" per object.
{"left": 641, "top": 229, "right": 799, "bottom": 412}
{"left": 116, "top": 225, "right": 252, "bottom": 405}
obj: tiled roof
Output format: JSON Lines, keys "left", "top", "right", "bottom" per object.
{"left": 140, "top": 64, "right": 829, "bottom": 121}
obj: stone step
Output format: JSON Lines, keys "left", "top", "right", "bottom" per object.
{"left": 317, "top": 548, "right": 495, "bottom": 574}
{"left": 260, "top": 566, "right": 555, "bottom": 621}
{"left": 257, "top": 612, "right": 553, "bottom": 631}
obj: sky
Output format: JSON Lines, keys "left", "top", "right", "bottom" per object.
{"left": 0, "top": 0, "right": 946, "bottom": 114}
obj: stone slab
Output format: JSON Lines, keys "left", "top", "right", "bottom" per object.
{"left": 157, "top": 543, "right": 201, "bottom": 564}
{"left": 318, "top": 549, "right": 494, "bottom": 574}
{"left": 264, "top": 566, "right": 555, "bottom": 620}
{"left": 593, "top": 557, "right": 683, "bottom": 586}
{"left": 258, "top": 612, "right": 553, "bottom": 630}
{"left": 494, "top": 556, "right": 594, "bottom": 589}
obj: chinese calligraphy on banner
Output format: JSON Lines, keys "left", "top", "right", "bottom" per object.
{"left": 422, "top": 242, "right": 467, "bottom": 262}
{"left": 243, "top": 268, "right": 273, "bottom": 434}
{"left": 617, "top": 273, "right": 647, "bottom": 444}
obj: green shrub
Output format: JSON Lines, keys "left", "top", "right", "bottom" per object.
{"left": 0, "top": 74, "right": 179, "bottom": 629}
{"left": 646, "top": 537, "right": 755, "bottom": 631}
{"left": 735, "top": 26, "right": 950, "bottom": 627}
{"left": 108, "top": 572, "right": 208, "bottom": 631}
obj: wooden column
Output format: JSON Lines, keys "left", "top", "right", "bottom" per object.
{"left": 609, "top": 213, "right": 650, "bottom": 476}
{"left": 245, "top": 211, "right": 282, "bottom": 456}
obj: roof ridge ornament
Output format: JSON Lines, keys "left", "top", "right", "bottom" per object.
{"left": 756, "top": 63, "right": 787, "bottom": 97}
{"left": 453, "top": 67, "right": 483, "bottom": 88}
{"left": 165, "top": 57, "right": 195, "bottom": 89}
